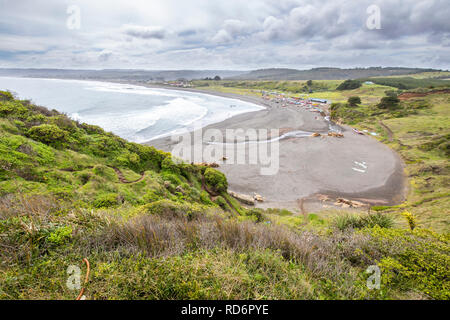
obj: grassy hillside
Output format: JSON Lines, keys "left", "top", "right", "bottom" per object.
{"left": 0, "top": 91, "right": 449, "bottom": 300}
{"left": 330, "top": 91, "right": 449, "bottom": 233}
{"left": 227, "top": 67, "right": 438, "bottom": 80}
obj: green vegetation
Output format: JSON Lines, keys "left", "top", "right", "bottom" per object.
{"left": 336, "top": 79, "right": 362, "bottom": 91}
{"left": 0, "top": 90, "right": 449, "bottom": 300}
{"left": 361, "top": 77, "right": 450, "bottom": 90}
{"left": 333, "top": 212, "right": 395, "bottom": 231}
{"left": 204, "top": 167, "right": 228, "bottom": 193}
{"left": 348, "top": 96, "right": 361, "bottom": 107}
{"left": 377, "top": 96, "right": 401, "bottom": 110}
{"left": 331, "top": 90, "right": 450, "bottom": 232}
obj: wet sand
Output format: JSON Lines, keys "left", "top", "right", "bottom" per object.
{"left": 144, "top": 85, "right": 406, "bottom": 212}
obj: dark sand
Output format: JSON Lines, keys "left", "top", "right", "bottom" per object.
{"left": 144, "top": 85, "right": 406, "bottom": 212}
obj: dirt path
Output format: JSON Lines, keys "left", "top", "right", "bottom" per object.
{"left": 379, "top": 121, "right": 394, "bottom": 142}
{"left": 201, "top": 175, "right": 240, "bottom": 215}
{"left": 398, "top": 89, "right": 450, "bottom": 100}
{"left": 296, "top": 198, "right": 309, "bottom": 224}
{"left": 109, "top": 166, "right": 145, "bottom": 184}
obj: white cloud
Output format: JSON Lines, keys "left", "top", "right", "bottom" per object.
{"left": 122, "top": 24, "right": 166, "bottom": 39}
{"left": 0, "top": 0, "right": 448, "bottom": 69}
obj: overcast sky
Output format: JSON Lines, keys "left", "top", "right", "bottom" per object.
{"left": 0, "top": 0, "right": 449, "bottom": 70}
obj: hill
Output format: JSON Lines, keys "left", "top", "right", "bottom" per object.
{"left": 0, "top": 68, "right": 246, "bottom": 82}
{"left": 228, "top": 67, "right": 441, "bottom": 80}
{"left": 0, "top": 90, "right": 448, "bottom": 300}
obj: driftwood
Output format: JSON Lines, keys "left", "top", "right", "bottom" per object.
{"left": 228, "top": 191, "right": 255, "bottom": 205}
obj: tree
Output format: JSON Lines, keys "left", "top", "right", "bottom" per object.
{"left": 377, "top": 96, "right": 400, "bottom": 110}
{"left": 306, "top": 80, "right": 313, "bottom": 87}
{"left": 348, "top": 96, "right": 361, "bottom": 107}
{"left": 336, "top": 79, "right": 362, "bottom": 91}
{"left": 213, "top": 75, "right": 221, "bottom": 81}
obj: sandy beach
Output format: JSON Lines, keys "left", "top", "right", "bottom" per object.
{"left": 144, "top": 85, "right": 406, "bottom": 212}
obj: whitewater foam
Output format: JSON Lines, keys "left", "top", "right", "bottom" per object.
{"left": 0, "top": 77, "right": 264, "bottom": 143}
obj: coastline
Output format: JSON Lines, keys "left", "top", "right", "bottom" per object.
{"left": 1, "top": 76, "right": 406, "bottom": 212}
{"left": 141, "top": 83, "right": 406, "bottom": 212}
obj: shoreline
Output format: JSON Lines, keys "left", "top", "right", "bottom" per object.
{"left": 1, "top": 76, "right": 407, "bottom": 212}
{"left": 142, "top": 83, "right": 406, "bottom": 211}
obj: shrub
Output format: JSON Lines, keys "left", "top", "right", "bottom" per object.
{"left": 377, "top": 96, "right": 400, "bottom": 110}
{"left": 93, "top": 193, "right": 119, "bottom": 208}
{"left": 334, "top": 213, "right": 394, "bottom": 231}
{"left": 348, "top": 96, "right": 361, "bottom": 107}
{"left": 46, "top": 226, "right": 72, "bottom": 245}
{"left": 88, "top": 135, "right": 122, "bottom": 157}
{"left": 27, "top": 124, "right": 68, "bottom": 147}
{"left": 137, "top": 199, "right": 205, "bottom": 220}
{"left": 0, "top": 101, "right": 28, "bottom": 117}
{"left": 161, "top": 171, "right": 182, "bottom": 187}
{"left": 246, "top": 209, "right": 265, "bottom": 222}
{"left": 161, "top": 157, "right": 181, "bottom": 174}
{"left": 214, "top": 196, "right": 232, "bottom": 212}
{"left": 0, "top": 91, "right": 14, "bottom": 101}
{"left": 336, "top": 80, "right": 362, "bottom": 91}
{"left": 400, "top": 211, "right": 417, "bottom": 231}
{"left": 364, "top": 227, "right": 450, "bottom": 299}
{"left": 204, "top": 168, "right": 228, "bottom": 193}
{"left": 49, "top": 115, "right": 77, "bottom": 132}
{"left": 384, "top": 90, "right": 398, "bottom": 98}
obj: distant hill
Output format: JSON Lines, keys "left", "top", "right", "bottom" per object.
{"left": 0, "top": 67, "right": 445, "bottom": 82}
{"left": 227, "top": 67, "right": 441, "bottom": 80}
{"left": 0, "top": 68, "right": 246, "bottom": 81}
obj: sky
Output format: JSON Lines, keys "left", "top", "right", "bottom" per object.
{"left": 0, "top": 0, "right": 449, "bottom": 70}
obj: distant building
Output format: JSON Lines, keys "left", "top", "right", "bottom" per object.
{"left": 310, "top": 98, "right": 329, "bottom": 104}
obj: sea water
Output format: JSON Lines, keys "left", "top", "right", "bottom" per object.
{"left": 0, "top": 77, "right": 264, "bottom": 143}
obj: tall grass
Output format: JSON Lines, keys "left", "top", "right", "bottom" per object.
{"left": 333, "top": 213, "right": 394, "bottom": 231}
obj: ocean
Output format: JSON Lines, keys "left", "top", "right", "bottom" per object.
{"left": 0, "top": 77, "right": 264, "bottom": 143}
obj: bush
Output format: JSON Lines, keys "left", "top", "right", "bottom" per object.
{"left": 49, "top": 115, "right": 77, "bottom": 132}
{"left": 0, "top": 91, "right": 14, "bottom": 101}
{"left": 246, "top": 209, "right": 265, "bottom": 222}
{"left": 93, "top": 193, "right": 119, "bottom": 208}
{"left": 161, "top": 157, "right": 181, "bottom": 174}
{"left": 334, "top": 213, "right": 394, "bottom": 231}
{"left": 365, "top": 227, "right": 450, "bottom": 299}
{"left": 336, "top": 80, "right": 362, "bottom": 91}
{"left": 377, "top": 96, "right": 400, "bottom": 110}
{"left": 400, "top": 211, "right": 417, "bottom": 231}
{"left": 0, "top": 101, "right": 28, "bottom": 117}
{"left": 46, "top": 226, "right": 72, "bottom": 245}
{"left": 214, "top": 196, "right": 232, "bottom": 212}
{"left": 204, "top": 168, "right": 228, "bottom": 193}
{"left": 348, "top": 96, "right": 361, "bottom": 107}
{"left": 27, "top": 124, "right": 68, "bottom": 147}
{"left": 138, "top": 199, "right": 205, "bottom": 220}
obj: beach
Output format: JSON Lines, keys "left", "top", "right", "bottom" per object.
{"left": 145, "top": 85, "right": 406, "bottom": 213}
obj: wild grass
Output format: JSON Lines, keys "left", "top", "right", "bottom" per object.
{"left": 2, "top": 193, "right": 448, "bottom": 299}
{"left": 333, "top": 213, "right": 395, "bottom": 231}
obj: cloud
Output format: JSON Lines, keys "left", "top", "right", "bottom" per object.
{"left": 211, "top": 29, "right": 233, "bottom": 44}
{"left": 0, "top": 0, "right": 448, "bottom": 69}
{"left": 211, "top": 19, "right": 252, "bottom": 44}
{"left": 98, "top": 50, "right": 112, "bottom": 62}
{"left": 122, "top": 24, "right": 166, "bottom": 39}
